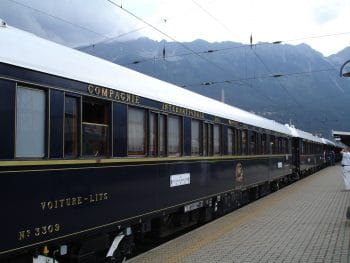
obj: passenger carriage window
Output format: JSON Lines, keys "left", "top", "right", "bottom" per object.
{"left": 250, "top": 131, "right": 257, "bottom": 155}
{"left": 213, "top": 124, "right": 221, "bottom": 155}
{"left": 168, "top": 115, "right": 182, "bottom": 156}
{"left": 261, "top": 134, "right": 267, "bottom": 154}
{"left": 16, "top": 86, "right": 46, "bottom": 158}
{"left": 64, "top": 96, "right": 79, "bottom": 158}
{"left": 128, "top": 107, "right": 146, "bottom": 156}
{"left": 191, "top": 119, "right": 201, "bottom": 156}
{"left": 82, "top": 98, "right": 109, "bottom": 156}
{"left": 203, "top": 123, "right": 208, "bottom": 156}
{"left": 241, "top": 130, "right": 247, "bottom": 155}
{"left": 236, "top": 129, "right": 242, "bottom": 155}
{"left": 149, "top": 112, "right": 158, "bottom": 156}
{"left": 159, "top": 114, "right": 166, "bottom": 156}
{"left": 270, "top": 135, "right": 275, "bottom": 154}
{"left": 227, "top": 127, "right": 234, "bottom": 155}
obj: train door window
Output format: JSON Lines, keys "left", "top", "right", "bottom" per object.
{"left": 16, "top": 86, "right": 46, "bottom": 158}
{"left": 159, "top": 114, "right": 166, "bottom": 156}
{"left": 191, "top": 119, "right": 201, "bottom": 156}
{"left": 241, "top": 130, "right": 247, "bottom": 155}
{"left": 128, "top": 107, "right": 146, "bottom": 156}
{"left": 250, "top": 131, "right": 256, "bottom": 155}
{"left": 82, "top": 98, "right": 109, "bottom": 156}
{"left": 64, "top": 96, "right": 79, "bottom": 158}
{"left": 168, "top": 115, "right": 182, "bottom": 156}
{"left": 227, "top": 127, "right": 234, "bottom": 155}
{"left": 149, "top": 112, "right": 158, "bottom": 156}
{"left": 203, "top": 123, "right": 208, "bottom": 156}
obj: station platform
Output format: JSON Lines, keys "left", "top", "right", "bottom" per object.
{"left": 128, "top": 165, "right": 350, "bottom": 263}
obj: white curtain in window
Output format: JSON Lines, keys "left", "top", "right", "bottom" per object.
{"left": 128, "top": 107, "right": 146, "bottom": 155}
{"left": 16, "top": 87, "right": 45, "bottom": 157}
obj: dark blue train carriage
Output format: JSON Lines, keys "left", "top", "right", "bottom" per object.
{"left": 0, "top": 21, "right": 331, "bottom": 263}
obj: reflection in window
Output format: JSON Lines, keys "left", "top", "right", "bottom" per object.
{"left": 64, "top": 96, "right": 79, "bottom": 157}
{"left": 82, "top": 99, "right": 109, "bottom": 156}
{"left": 241, "top": 130, "right": 247, "bottom": 155}
{"left": 213, "top": 125, "right": 221, "bottom": 155}
{"left": 228, "top": 128, "right": 234, "bottom": 155}
{"left": 202, "top": 123, "right": 207, "bottom": 156}
{"left": 208, "top": 124, "right": 213, "bottom": 156}
{"left": 270, "top": 135, "right": 275, "bottom": 154}
{"left": 159, "top": 114, "right": 166, "bottom": 156}
{"left": 262, "top": 134, "right": 267, "bottom": 154}
{"left": 191, "top": 119, "right": 201, "bottom": 155}
{"left": 250, "top": 132, "right": 256, "bottom": 155}
{"left": 168, "top": 115, "right": 182, "bottom": 156}
{"left": 16, "top": 86, "right": 46, "bottom": 158}
{"left": 128, "top": 107, "right": 146, "bottom": 156}
{"left": 149, "top": 112, "right": 158, "bottom": 156}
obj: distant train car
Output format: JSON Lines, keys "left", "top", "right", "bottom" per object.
{"left": 0, "top": 21, "right": 334, "bottom": 263}
{"left": 287, "top": 126, "right": 326, "bottom": 178}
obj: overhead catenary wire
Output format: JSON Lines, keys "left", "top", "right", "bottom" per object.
{"left": 106, "top": 0, "right": 249, "bottom": 88}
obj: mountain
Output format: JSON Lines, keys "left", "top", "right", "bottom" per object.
{"left": 78, "top": 39, "right": 350, "bottom": 138}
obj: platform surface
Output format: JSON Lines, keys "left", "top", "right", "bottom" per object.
{"left": 128, "top": 166, "right": 350, "bottom": 263}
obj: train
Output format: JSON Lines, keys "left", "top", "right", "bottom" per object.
{"left": 0, "top": 20, "right": 342, "bottom": 263}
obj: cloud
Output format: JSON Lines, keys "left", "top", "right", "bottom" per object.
{"left": 0, "top": 0, "right": 349, "bottom": 55}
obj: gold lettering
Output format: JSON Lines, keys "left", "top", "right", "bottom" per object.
{"left": 101, "top": 88, "right": 108, "bottom": 97}
{"left": 109, "top": 89, "right": 114, "bottom": 98}
{"left": 71, "top": 197, "right": 77, "bottom": 206}
{"left": 47, "top": 225, "right": 54, "bottom": 233}
{"left": 40, "top": 202, "right": 46, "bottom": 210}
{"left": 18, "top": 231, "right": 25, "bottom": 241}
{"left": 120, "top": 92, "right": 126, "bottom": 101}
{"left": 55, "top": 224, "right": 60, "bottom": 232}
{"left": 34, "top": 228, "right": 40, "bottom": 236}
{"left": 47, "top": 201, "right": 53, "bottom": 210}
{"left": 77, "top": 196, "right": 82, "bottom": 205}
{"left": 87, "top": 85, "right": 94, "bottom": 94}
{"left": 104, "top": 193, "right": 108, "bottom": 200}
{"left": 41, "top": 226, "right": 47, "bottom": 235}
{"left": 115, "top": 91, "right": 120, "bottom": 100}
{"left": 94, "top": 86, "right": 101, "bottom": 95}
{"left": 126, "top": 93, "right": 131, "bottom": 102}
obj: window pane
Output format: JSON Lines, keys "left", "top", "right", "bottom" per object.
{"left": 128, "top": 107, "right": 146, "bottom": 155}
{"left": 213, "top": 125, "right": 221, "bottom": 155}
{"left": 262, "top": 134, "right": 267, "bottom": 154}
{"left": 227, "top": 128, "right": 233, "bottom": 155}
{"left": 250, "top": 132, "right": 256, "bottom": 155}
{"left": 16, "top": 87, "right": 45, "bottom": 158}
{"left": 64, "top": 96, "right": 79, "bottom": 157}
{"left": 191, "top": 119, "right": 201, "bottom": 155}
{"left": 168, "top": 115, "right": 181, "bottom": 156}
{"left": 82, "top": 98, "right": 109, "bottom": 156}
{"left": 270, "top": 135, "right": 275, "bottom": 154}
{"left": 159, "top": 114, "right": 166, "bottom": 156}
{"left": 203, "top": 123, "right": 208, "bottom": 156}
{"left": 242, "top": 130, "right": 247, "bottom": 155}
{"left": 149, "top": 113, "right": 158, "bottom": 156}
{"left": 208, "top": 124, "right": 213, "bottom": 155}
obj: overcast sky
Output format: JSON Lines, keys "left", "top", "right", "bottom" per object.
{"left": 1, "top": 0, "right": 349, "bottom": 56}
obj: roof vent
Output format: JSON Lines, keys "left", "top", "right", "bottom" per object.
{"left": 0, "top": 19, "right": 7, "bottom": 27}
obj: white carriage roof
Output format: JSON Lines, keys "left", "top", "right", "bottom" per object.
{"left": 0, "top": 22, "right": 293, "bottom": 135}
{"left": 285, "top": 125, "right": 324, "bottom": 144}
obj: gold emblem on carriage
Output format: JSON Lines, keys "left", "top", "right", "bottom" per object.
{"left": 235, "top": 162, "right": 244, "bottom": 183}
